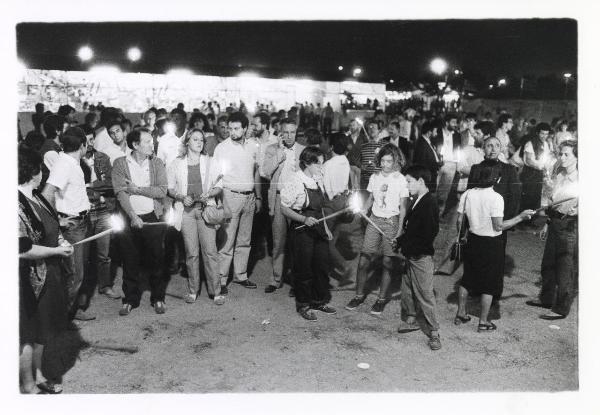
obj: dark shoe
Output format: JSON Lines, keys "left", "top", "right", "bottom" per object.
{"left": 119, "top": 303, "right": 133, "bottom": 316}
{"left": 526, "top": 300, "right": 552, "bottom": 309}
{"left": 288, "top": 288, "right": 295, "bottom": 298}
{"left": 235, "top": 279, "right": 257, "bottom": 289}
{"left": 453, "top": 314, "right": 472, "bottom": 325}
{"left": 312, "top": 304, "right": 337, "bottom": 315}
{"left": 264, "top": 284, "right": 277, "bottom": 293}
{"left": 370, "top": 299, "right": 387, "bottom": 315}
{"left": 221, "top": 285, "right": 229, "bottom": 295}
{"left": 153, "top": 301, "right": 166, "bottom": 314}
{"left": 477, "top": 322, "right": 497, "bottom": 332}
{"left": 345, "top": 296, "right": 365, "bottom": 311}
{"left": 37, "top": 381, "right": 63, "bottom": 394}
{"left": 73, "top": 309, "right": 96, "bottom": 321}
{"left": 428, "top": 335, "right": 442, "bottom": 351}
{"left": 398, "top": 321, "right": 420, "bottom": 333}
{"left": 540, "top": 312, "right": 566, "bottom": 320}
{"left": 298, "top": 307, "right": 317, "bottom": 321}
{"left": 99, "top": 287, "right": 121, "bottom": 299}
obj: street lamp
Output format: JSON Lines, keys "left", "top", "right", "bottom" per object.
{"left": 77, "top": 45, "right": 94, "bottom": 62}
{"left": 454, "top": 69, "right": 460, "bottom": 75}
{"left": 429, "top": 58, "right": 448, "bottom": 76}
{"left": 498, "top": 78, "right": 507, "bottom": 87}
{"left": 563, "top": 73, "right": 573, "bottom": 99}
{"left": 389, "top": 79, "right": 394, "bottom": 84}
{"left": 127, "top": 47, "right": 142, "bottom": 62}
{"left": 338, "top": 65, "right": 344, "bottom": 71}
{"left": 353, "top": 67, "right": 362, "bottom": 77}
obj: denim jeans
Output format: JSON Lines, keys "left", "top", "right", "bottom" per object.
{"left": 181, "top": 207, "right": 220, "bottom": 297}
{"left": 82, "top": 210, "right": 113, "bottom": 295}
{"left": 62, "top": 216, "right": 91, "bottom": 310}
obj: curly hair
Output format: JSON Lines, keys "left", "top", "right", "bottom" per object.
{"left": 375, "top": 143, "right": 403, "bottom": 170}
{"left": 18, "top": 144, "right": 43, "bottom": 185}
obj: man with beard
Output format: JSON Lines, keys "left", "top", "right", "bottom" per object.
{"left": 434, "top": 113, "right": 462, "bottom": 216}
{"left": 262, "top": 118, "right": 306, "bottom": 294}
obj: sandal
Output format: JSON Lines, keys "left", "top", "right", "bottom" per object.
{"left": 477, "top": 322, "right": 497, "bottom": 332}
{"left": 37, "top": 381, "right": 63, "bottom": 394}
{"left": 453, "top": 314, "right": 471, "bottom": 325}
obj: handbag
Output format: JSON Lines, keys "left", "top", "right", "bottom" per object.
{"left": 200, "top": 157, "right": 231, "bottom": 226}
{"left": 450, "top": 190, "right": 470, "bottom": 262}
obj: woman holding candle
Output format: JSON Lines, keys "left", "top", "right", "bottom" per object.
{"left": 526, "top": 140, "right": 578, "bottom": 320}
{"left": 345, "top": 144, "right": 409, "bottom": 315}
{"left": 18, "top": 145, "right": 74, "bottom": 394}
{"left": 280, "top": 147, "right": 336, "bottom": 321}
{"left": 167, "top": 128, "right": 224, "bottom": 305}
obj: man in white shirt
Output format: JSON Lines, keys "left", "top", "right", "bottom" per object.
{"left": 435, "top": 113, "right": 462, "bottom": 217}
{"left": 103, "top": 120, "right": 132, "bottom": 165}
{"left": 213, "top": 112, "right": 262, "bottom": 292}
{"left": 323, "top": 134, "right": 350, "bottom": 200}
{"left": 262, "top": 118, "right": 306, "bottom": 293}
{"left": 42, "top": 128, "right": 95, "bottom": 321}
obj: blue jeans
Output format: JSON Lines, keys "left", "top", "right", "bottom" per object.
{"left": 82, "top": 210, "right": 113, "bottom": 294}
{"left": 61, "top": 216, "right": 91, "bottom": 310}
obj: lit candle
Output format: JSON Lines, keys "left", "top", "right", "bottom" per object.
{"left": 73, "top": 215, "right": 124, "bottom": 246}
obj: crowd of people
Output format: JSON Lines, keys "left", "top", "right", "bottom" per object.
{"left": 18, "top": 99, "right": 578, "bottom": 393}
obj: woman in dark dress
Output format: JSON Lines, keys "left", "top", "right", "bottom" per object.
{"left": 18, "top": 146, "right": 73, "bottom": 394}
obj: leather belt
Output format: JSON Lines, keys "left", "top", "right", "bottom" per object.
{"left": 58, "top": 210, "right": 89, "bottom": 219}
{"left": 228, "top": 189, "right": 254, "bottom": 195}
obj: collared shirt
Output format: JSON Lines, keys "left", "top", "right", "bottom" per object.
{"left": 157, "top": 133, "right": 184, "bottom": 169}
{"left": 93, "top": 127, "right": 112, "bottom": 155}
{"left": 551, "top": 168, "right": 578, "bottom": 215}
{"left": 423, "top": 136, "right": 440, "bottom": 163}
{"left": 280, "top": 170, "right": 322, "bottom": 210}
{"left": 441, "top": 128, "right": 456, "bottom": 162}
{"left": 46, "top": 152, "right": 91, "bottom": 215}
{"left": 257, "top": 133, "right": 279, "bottom": 178}
{"left": 323, "top": 154, "right": 350, "bottom": 200}
{"left": 213, "top": 138, "right": 258, "bottom": 192}
{"left": 277, "top": 143, "right": 300, "bottom": 191}
{"left": 103, "top": 142, "right": 132, "bottom": 166}
{"left": 367, "top": 171, "right": 409, "bottom": 218}
{"left": 457, "top": 187, "right": 504, "bottom": 237}
{"left": 126, "top": 154, "right": 154, "bottom": 215}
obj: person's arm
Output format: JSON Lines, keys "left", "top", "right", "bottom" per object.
{"left": 20, "top": 244, "right": 72, "bottom": 260}
{"left": 262, "top": 146, "right": 284, "bottom": 179}
{"left": 492, "top": 209, "right": 536, "bottom": 231}
{"left": 254, "top": 164, "right": 262, "bottom": 212}
{"left": 112, "top": 158, "right": 141, "bottom": 226}
{"left": 90, "top": 153, "right": 113, "bottom": 195}
{"left": 395, "top": 197, "right": 408, "bottom": 238}
{"left": 131, "top": 159, "right": 168, "bottom": 199}
{"left": 41, "top": 183, "right": 57, "bottom": 210}
{"left": 524, "top": 151, "right": 545, "bottom": 170}
{"left": 280, "top": 205, "right": 319, "bottom": 227}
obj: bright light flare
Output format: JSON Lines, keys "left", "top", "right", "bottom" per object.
{"left": 498, "top": 78, "right": 507, "bottom": 86}
{"left": 166, "top": 68, "right": 194, "bottom": 77}
{"left": 110, "top": 215, "right": 124, "bottom": 232}
{"left": 349, "top": 192, "right": 363, "bottom": 213}
{"left": 78, "top": 45, "right": 94, "bottom": 61}
{"left": 563, "top": 73, "right": 572, "bottom": 79}
{"left": 238, "top": 71, "right": 260, "bottom": 79}
{"left": 429, "top": 58, "right": 448, "bottom": 75}
{"left": 166, "top": 207, "right": 176, "bottom": 226}
{"left": 338, "top": 65, "right": 344, "bottom": 71}
{"left": 353, "top": 67, "right": 362, "bottom": 76}
{"left": 89, "top": 65, "right": 120, "bottom": 75}
{"left": 164, "top": 121, "right": 176, "bottom": 135}
{"left": 127, "top": 47, "right": 142, "bottom": 62}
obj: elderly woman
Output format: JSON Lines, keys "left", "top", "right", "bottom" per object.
{"left": 454, "top": 164, "right": 535, "bottom": 332}
{"left": 526, "top": 140, "right": 578, "bottom": 320}
{"left": 280, "top": 147, "right": 336, "bottom": 321}
{"left": 18, "top": 145, "right": 74, "bottom": 394}
{"left": 167, "top": 128, "right": 224, "bottom": 305}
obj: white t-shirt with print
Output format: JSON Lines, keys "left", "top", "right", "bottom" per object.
{"left": 367, "top": 171, "right": 409, "bottom": 218}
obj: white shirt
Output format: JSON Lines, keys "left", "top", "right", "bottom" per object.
{"left": 46, "top": 152, "right": 91, "bottom": 215}
{"left": 278, "top": 143, "right": 301, "bottom": 191}
{"left": 280, "top": 170, "right": 322, "bottom": 210}
{"left": 157, "top": 133, "right": 184, "bottom": 169}
{"left": 125, "top": 155, "right": 154, "bottom": 215}
{"left": 103, "top": 142, "right": 132, "bottom": 166}
{"left": 213, "top": 138, "right": 258, "bottom": 192}
{"left": 93, "top": 127, "right": 112, "bottom": 155}
{"left": 457, "top": 187, "right": 504, "bottom": 237}
{"left": 323, "top": 154, "right": 350, "bottom": 200}
{"left": 257, "top": 133, "right": 278, "bottom": 178}
{"left": 367, "top": 171, "right": 409, "bottom": 218}
{"left": 399, "top": 119, "right": 411, "bottom": 138}
{"left": 441, "top": 128, "right": 456, "bottom": 162}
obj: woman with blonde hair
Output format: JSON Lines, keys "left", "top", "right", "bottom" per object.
{"left": 167, "top": 128, "right": 224, "bottom": 305}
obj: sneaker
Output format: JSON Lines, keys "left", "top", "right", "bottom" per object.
{"left": 214, "top": 295, "right": 226, "bottom": 306}
{"left": 99, "top": 287, "right": 121, "bottom": 299}
{"left": 397, "top": 321, "right": 420, "bottom": 333}
{"left": 73, "top": 309, "right": 96, "bottom": 321}
{"left": 345, "top": 296, "right": 365, "bottom": 311}
{"left": 298, "top": 307, "right": 317, "bottom": 321}
{"left": 428, "top": 335, "right": 442, "bottom": 351}
{"left": 312, "top": 304, "right": 337, "bottom": 315}
{"left": 234, "top": 279, "right": 257, "bottom": 289}
{"left": 370, "top": 299, "right": 387, "bottom": 315}
{"left": 185, "top": 294, "right": 197, "bottom": 304}
{"left": 220, "top": 285, "right": 229, "bottom": 295}
{"left": 153, "top": 301, "right": 166, "bottom": 314}
{"left": 119, "top": 303, "right": 132, "bottom": 316}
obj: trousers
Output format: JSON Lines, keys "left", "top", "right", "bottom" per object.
{"left": 400, "top": 255, "right": 440, "bottom": 331}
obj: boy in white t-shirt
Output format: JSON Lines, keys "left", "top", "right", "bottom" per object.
{"left": 345, "top": 144, "right": 409, "bottom": 315}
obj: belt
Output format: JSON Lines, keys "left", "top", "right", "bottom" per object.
{"left": 58, "top": 210, "right": 89, "bottom": 219}
{"left": 228, "top": 189, "right": 254, "bottom": 195}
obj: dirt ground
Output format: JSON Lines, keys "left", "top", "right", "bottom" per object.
{"left": 44, "top": 215, "right": 577, "bottom": 393}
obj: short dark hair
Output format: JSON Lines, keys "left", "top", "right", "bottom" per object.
{"left": 388, "top": 121, "right": 400, "bottom": 130}
{"left": 304, "top": 128, "right": 323, "bottom": 146}
{"left": 126, "top": 128, "right": 151, "bottom": 150}
{"left": 280, "top": 117, "right": 296, "bottom": 126}
{"left": 329, "top": 133, "right": 348, "bottom": 155}
{"left": 24, "top": 131, "right": 45, "bottom": 152}
{"left": 121, "top": 118, "right": 132, "bottom": 129}
{"left": 18, "top": 144, "right": 43, "bottom": 185}
{"left": 299, "top": 146, "right": 324, "bottom": 170}
{"left": 465, "top": 112, "right": 478, "bottom": 121}
{"left": 404, "top": 164, "right": 432, "bottom": 188}
{"left": 536, "top": 122, "right": 551, "bottom": 133}
{"left": 444, "top": 113, "right": 458, "bottom": 123}
{"left": 170, "top": 108, "right": 187, "bottom": 119}
{"left": 206, "top": 113, "right": 215, "bottom": 121}
{"left": 84, "top": 112, "right": 98, "bottom": 125}
{"left": 497, "top": 113, "right": 513, "bottom": 128}
{"left": 421, "top": 120, "right": 437, "bottom": 136}
{"left": 375, "top": 143, "right": 402, "bottom": 170}
{"left": 188, "top": 112, "right": 209, "bottom": 131}
{"left": 42, "top": 114, "right": 65, "bottom": 140}
{"left": 559, "top": 140, "right": 578, "bottom": 158}
{"left": 227, "top": 112, "right": 249, "bottom": 129}
{"left": 61, "top": 133, "right": 85, "bottom": 153}
{"left": 475, "top": 164, "right": 501, "bottom": 188}
{"left": 57, "top": 104, "right": 75, "bottom": 117}
{"left": 106, "top": 119, "right": 123, "bottom": 132}
{"left": 254, "top": 112, "right": 270, "bottom": 127}
{"left": 217, "top": 115, "right": 229, "bottom": 124}
{"left": 475, "top": 121, "right": 494, "bottom": 137}
{"left": 270, "top": 118, "right": 280, "bottom": 128}
{"left": 99, "top": 107, "right": 122, "bottom": 127}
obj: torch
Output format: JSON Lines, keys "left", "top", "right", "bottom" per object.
{"left": 295, "top": 191, "right": 362, "bottom": 230}
{"left": 73, "top": 215, "right": 125, "bottom": 246}
{"left": 144, "top": 206, "right": 176, "bottom": 227}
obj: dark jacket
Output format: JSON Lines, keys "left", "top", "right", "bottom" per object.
{"left": 83, "top": 150, "right": 116, "bottom": 211}
{"left": 346, "top": 131, "right": 368, "bottom": 168}
{"left": 398, "top": 192, "right": 439, "bottom": 257}
{"left": 467, "top": 158, "right": 521, "bottom": 219}
{"left": 412, "top": 136, "right": 441, "bottom": 192}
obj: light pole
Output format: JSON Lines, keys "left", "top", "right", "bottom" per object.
{"left": 563, "top": 73, "right": 572, "bottom": 99}
{"left": 429, "top": 58, "right": 448, "bottom": 110}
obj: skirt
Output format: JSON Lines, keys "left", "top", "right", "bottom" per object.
{"left": 460, "top": 232, "right": 504, "bottom": 297}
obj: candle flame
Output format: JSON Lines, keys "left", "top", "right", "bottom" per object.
{"left": 110, "top": 215, "right": 124, "bottom": 232}
{"left": 349, "top": 192, "right": 363, "bottom": 213}
{"left": 354, "top": 118, "right": 364, "bottom": 125}
{"left": 166, "top": 207, "right": 176, "bottom": 225}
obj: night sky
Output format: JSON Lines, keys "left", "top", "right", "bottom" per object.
{"left": 17, "top": 19, "right": 577, "bottom": 88}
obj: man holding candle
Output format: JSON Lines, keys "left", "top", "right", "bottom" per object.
{"left": 112, "top": 129, "right": 170, "bottom": 316}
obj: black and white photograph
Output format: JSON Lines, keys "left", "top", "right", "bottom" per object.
{"left": 4, "top": 0, "right": 599, "bottom": 413}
